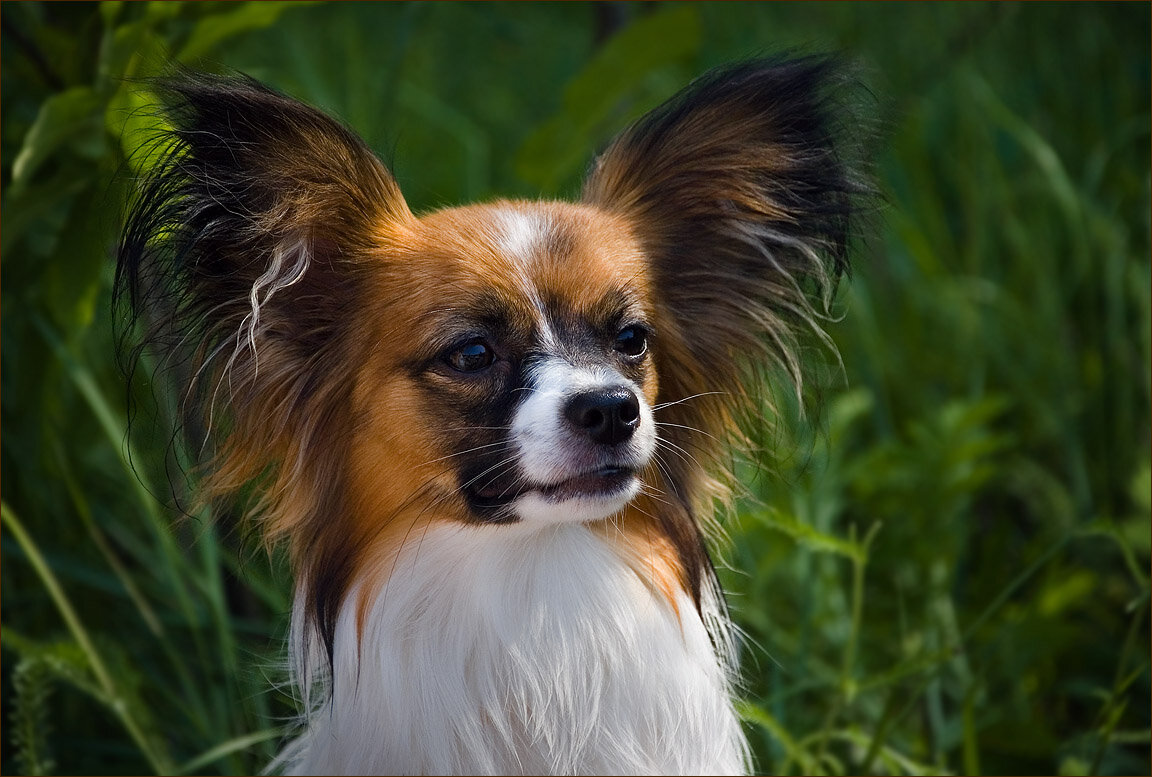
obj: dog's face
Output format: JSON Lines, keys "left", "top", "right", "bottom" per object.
{"left": 353, "top": 202, "right": 660, "bottom": 527}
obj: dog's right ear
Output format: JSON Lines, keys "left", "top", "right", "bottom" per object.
{"left": 583, "top": 56, "right": 869, "bottom": 512}
{"left": 116, "top": 71, "right": 412, "bottom": 541}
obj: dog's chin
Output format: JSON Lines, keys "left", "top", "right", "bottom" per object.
{"left": 515, "top": 467, "right": 642, "bottom": 524}
{"left": 467, "top": 467, "right": 642, "bottom": 525}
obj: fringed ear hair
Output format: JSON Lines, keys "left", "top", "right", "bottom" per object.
{"left": 115, "top": 68, "right": 411, "bottom": 571}
{"left": 116, "top": 70, "right": 415, "bottom": 669}
{"left": 584, "top": 56, "right": 870, "bottom": 513}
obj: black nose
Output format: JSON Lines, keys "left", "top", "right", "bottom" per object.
{"left": 564, "top": 387, "right": 641, "bottom": 445}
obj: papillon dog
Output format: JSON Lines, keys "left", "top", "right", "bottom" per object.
{"left": 117, "top": 56, "right": 864, "bottom": 775}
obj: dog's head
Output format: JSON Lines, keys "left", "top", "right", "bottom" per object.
{"left": 117, "top": 57, "right": 864, "bottom": 660}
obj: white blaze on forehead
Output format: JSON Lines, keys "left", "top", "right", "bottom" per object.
{"left": 495, "top": 208, "right": 551, "bottom": 267}
{"left": 495, "top": 206, "right": 558, "bottom": 348}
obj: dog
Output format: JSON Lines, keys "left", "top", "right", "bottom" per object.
{"left": 116, "top": 56, "right": 863, "bottom": 775}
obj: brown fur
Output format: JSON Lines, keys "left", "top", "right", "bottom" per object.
{"left": 118, "top": 57, "right": 864, "bottom": 674}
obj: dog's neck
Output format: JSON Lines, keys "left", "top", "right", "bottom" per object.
{"left": 279, "top": 521, "right": 748, "bottom": 775}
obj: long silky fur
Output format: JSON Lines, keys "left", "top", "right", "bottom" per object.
{"left": 277, "top": 522, "right": 750, "bottom": 775}
{"left": 115, "top": 70, "right": 412, "bottom": 668}
{"left": 585, "top": 55, "right": 870, "bottom": 521}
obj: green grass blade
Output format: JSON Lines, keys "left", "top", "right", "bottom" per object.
{"left": 2, "top": 501, "right": 175, "bottom": 774}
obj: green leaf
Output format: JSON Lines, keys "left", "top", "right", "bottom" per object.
{"left": 824, "top": 729, "right": 952, "bottom": 775}
{"left": 962, "top": 681, "right": 981, "bottom": 776}
{"left": 177, "top": 2, "right": 305, "bottom": 62}
{"left": 176, "top": 728, "right": 285, "bottom": 775}
{"left": 0, "top": 167, "right": 91, "bottom": 256}
{"left": 97, "top": 19, "right": 163, "bottom": 87}
{"left": 106, "top": 81, "right": 172, "bottom": 174}
{"left": 750, "top": 507, "right": 867, "bottom": 562}
{"left": 11, "top": 87, "right": 104, "bottom": 194}
{"left": 1059, "top": 755, "right": 1090, "bottom": 776}
{"left": 99, "top": 1, "right": 124, "bottom": 27}
{"left": 828, "top": 387, "right": 875, "bottom": 444}
{"left": 1037, "top": 570, "right": 1096, "bottom": 617}
{"left": 737, "top": 700, "right": 820, "bottom": 774}
{"left": 516, "top": 4, "right": 701, "bottom": 191}
{"left": 42, "top": 182, "right": 111, "bottom": 333}
{"left": 1129, "top": 458, "right": 1151, "bottom": 515}
{"left": 1, "top": 503, "right": 175, "bottom": 774}
{"left": 10, "top": 658, "right": 56, "bottom": 776}
{"left": 145, "top": 1, "right": 185, "bottom": 24}
{"left": 2, "top": 631, "right": 102, "bottom": 705}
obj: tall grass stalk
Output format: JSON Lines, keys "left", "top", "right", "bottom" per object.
{"left": 1, "top": 502, "right": 175, "bottom": 774}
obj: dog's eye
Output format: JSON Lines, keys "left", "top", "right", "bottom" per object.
{"left": 614, "top": 325, "right": 648, "bottom": 359}
{"left": 447, "top": 339, "right": 495, "bottom": 373}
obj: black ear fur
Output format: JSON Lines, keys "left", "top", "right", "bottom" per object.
{"left": 115, "top": 71, "right": 411, "bottom": 543}
{"left": 116, "top": 70, "right": 415, "bottom": 670}
{"left": 116, "top": 69, "right": 408, "bottom": 373}
{"left": 584, "top": 55, "right": 871, "bottom": 508}
{"left": 115, "top": 69, "right": 409, "bottom": 410}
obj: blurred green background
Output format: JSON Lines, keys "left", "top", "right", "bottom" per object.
{"left": 2, "top": 2, "right": 1149, "bottom": 775}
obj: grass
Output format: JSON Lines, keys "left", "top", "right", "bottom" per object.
{"left": 2, "top": 2, "right": 1149, "bottom": 774}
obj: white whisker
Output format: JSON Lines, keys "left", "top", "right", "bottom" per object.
{"left": 652, "top": 391, "right": 728, "bottom": 412}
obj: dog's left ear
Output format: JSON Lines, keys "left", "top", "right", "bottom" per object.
{"left": 584, "top": 56, "right": 868, "bottom": 481}
{"left": 115, "top": 70, "right": 413, "bottom": 548}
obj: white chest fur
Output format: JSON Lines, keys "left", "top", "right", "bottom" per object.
{"left": 280, "top": 522, "right": 749, "bottom": 775}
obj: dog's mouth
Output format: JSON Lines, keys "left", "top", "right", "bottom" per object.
{"left": 466, "top": 466, "right": 637, "bottom": 511}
